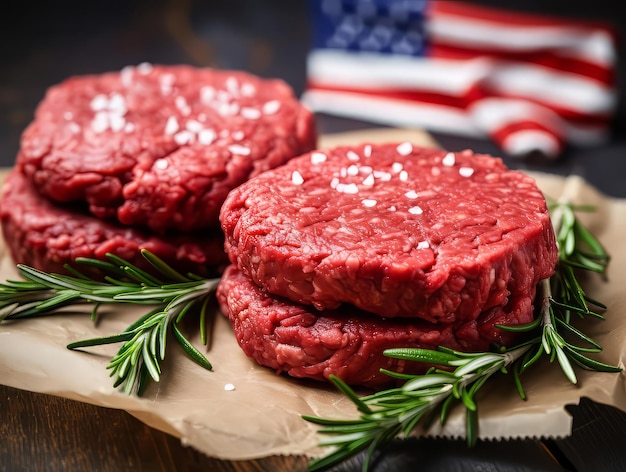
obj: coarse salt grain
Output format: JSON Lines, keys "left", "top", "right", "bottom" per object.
{"left": 109, "top": 94, "right": 127, "bottom": 114}
{"left": 198, "top": 129, "right": 217, "bottom": 145}
{"left": 218, "top": 102, "right": 239, "bottom": 116}
{"left": 90, "top": 113, "right": 108, "bottom": 133}
{"left": 109, "top": 114, "right": 126, "bottom": 132}
{"left": 291, "top": 170, "right": 304, "bottom": 185}
{"left": 90, "top": 94, "right": 109, "bottom": 111}
{"left": 459, "top": 167, "right": 474, "bottom": 177}
{"left": 160, "top": 73, "right": 175, "bottom": 95}
{"left": 337, "top": 183, "right": 359, "bottom": 194}
{"left": 362, "top": 199, "right": 377, "bottom": 207}
{"left": 362, "top": 174, "right": 375, "bottom": 186}
{"left": 396, "top": 142, "right": 413, "bottom": 156}
{"left": 164, "top": 116, "right": 179, "bottom": 135}
{"left": 241, "top": 107, "right": 261, "bottom": 120}
{"left": 310, "top": 152, "right": 327, "bottom": 165}
{"left": 186, "top": 120, "right": 203, "bottom": 133}
{"left": 347, "top": 165, "right": 359, "bottom": 176}
{"left": 228, "top": 144, "right": 251, "bottom": 155}
{"left": 347, "top": 150, "right": 360, "bottom": 161}
{"left": 373, "top": 171, "right": 391, "bottom": 181}
{"left": 262, "top": 100, "right": 281, "bottom": 115}
{"left": 409, "top": 206, "right": 423, "bottom": 215}
{"left": 154, "top": 159, "right": 169, "bottom": 170}
{"left": 226, "top": 77, "right": 239, "bottom": 95}
{"left": 200, "top": 86, "right": 216, "bottom": 103}
{"left": 174, "top": 130, "right": 193, "bottom": 145}
{"left": 120, "top": 65, "right": 134, "bottom": 87}
{"left": 137, "top": 62, "right": 153, "bottom": 75}
{"left": 224, "top": 383, "right": 236, "bottom": 391}
{"left": 175, "top": 96, "right": 191, "bottom": 116}
{"left": 241, "top": 83, "right": 256, "bottom": 96}
{"left": 442, "top": 152, "right": 456, "bottom": 167}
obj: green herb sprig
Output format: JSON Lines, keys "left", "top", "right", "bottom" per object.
{"left": 0, "top": 195, "right": 619, "bottom": 471}
{"left": 303, "top": 199, "right": 620, "bottom": 472}
{"left": 0, "top": 250, "right": 219, "bottom": 395}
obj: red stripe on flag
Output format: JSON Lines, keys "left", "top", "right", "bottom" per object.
{"left": 490, "top": 120, "right": 563, "bottom": 145}
{"left": 429, "top": 44, "right": 614, "bottom": 85}
{"left": 429, "top": 0, "right": 618, "bottom": 32}
{"left": 305, "top": 81, "right": 612, "bottom": 129}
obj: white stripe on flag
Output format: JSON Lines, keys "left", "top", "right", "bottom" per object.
{"left": 301, "top": 89, "right": 481, "bottom": 136}
{"left": 468, "top": 98, "right": 564, "bottom": 134}
{"left": 501, "top": 130, "right": 562, "bottom": 159}
{"left": 428, "top": 16, "right": 616, "bottom": 67}
{"left": 307, "top": 50, "right": 615, "bottom": 115}
{"left": 307, "top": 50, "right": 478, "bottom": 94}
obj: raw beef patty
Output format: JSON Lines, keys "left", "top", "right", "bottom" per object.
{"left": 217, "top": 265, "right": 537, "bottom": 388}
{"left": 16, "top": 63, "right": 317, "bottom": 233}
{"left": 220, "top": 143, "right": 558, "bottom": 322}
{"left": 0, "top": 169, "right": 227, "bottom": 277}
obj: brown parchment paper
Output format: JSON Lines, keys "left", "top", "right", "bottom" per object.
{"left": 1, "top": 128, "right": 625, "bottom": 460}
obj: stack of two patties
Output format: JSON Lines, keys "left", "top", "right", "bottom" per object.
{"left": 217, "top": 143, "right": 558, "bottom": 388}
{"left": 0, "top": 64, "right": 316, "bottom": 277}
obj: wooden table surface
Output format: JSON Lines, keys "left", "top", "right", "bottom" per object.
{"left": 4, "top": 381, "right": 626, "bottom": 472}
{"left": 2, "top": 1, "right": 626, "bottom": 471}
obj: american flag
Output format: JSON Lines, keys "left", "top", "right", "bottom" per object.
{"left": 302, "top": 0, "right": 618, "bottom": 158}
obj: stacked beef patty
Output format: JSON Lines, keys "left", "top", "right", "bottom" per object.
{"left": 1, "top": 63, "right": 316, "bottom": 276}
{"left": 217, "top": 143, "right": 558, "bottom": 387}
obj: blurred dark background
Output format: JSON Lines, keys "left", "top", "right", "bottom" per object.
{"left": 1, "top": 3, "right": 625, "bottom": 471}
{"left": 1, "top": 0, "right": 624, "bottom": 196}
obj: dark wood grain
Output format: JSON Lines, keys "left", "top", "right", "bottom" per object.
{"left": 0, "top": 384, "right": 309, "bottom": 472}
{"left": 1, "top": 1, "right": 625, "bottom": 471}
{"left": 1, "top": 383, "right": 571, "bottom": 472}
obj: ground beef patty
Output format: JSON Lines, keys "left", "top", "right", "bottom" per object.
{"left": 217, "top": 265, "right": 536, "bottom": 388}
{"left": 0, "top": 170, "right": 227, "bottom": 277}
{"left": 221, "top": 143, "right": 558, "bottom": 322}
{"left": 16, "top": 63, "right": 316, "bottom": 233}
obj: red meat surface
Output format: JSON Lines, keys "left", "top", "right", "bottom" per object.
{"left": 220, "top": 143, "right": 558, "bottom": 322}
{"left": 0, "top": 169, "right": 227, "bottom": 277}
{"left": 16, "top": 63, "right": 317, "bottom": 233}
{"left": 217, "top": 265, "right": 537, "bottom": 388}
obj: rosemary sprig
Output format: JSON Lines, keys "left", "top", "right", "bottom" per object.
{"left": 0, "top": 250, "right": 219, "bottom": 395}
{"left": 0, "top": 192, "right": 619, "bottom": 469}
{"left": 304, "top": 199, "right": 620, "bottom": 471}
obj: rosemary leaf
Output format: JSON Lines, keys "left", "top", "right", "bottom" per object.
{"left": 0, "top": 251, "right": 220, "bottom": 395}
{"left": 305, "top": 199, "right": 621, "bottom": 471}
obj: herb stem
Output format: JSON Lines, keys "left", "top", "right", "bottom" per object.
{"left": 0, "top": 251, "right": 219, "bottom": 395}
{"left": 306, "top": 184, "right": 620, "bottom": 471}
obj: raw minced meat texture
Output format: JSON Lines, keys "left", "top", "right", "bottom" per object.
{"left": 16, "top": 63, "right": 317, "bottom": 233}
{"left": 0, "top": 169, "right": 228, "bottom": 277}
{"left": 217, "top": 265, "right": 537, "bottom": 388}
{"left": 220, "top": 143, "right": 558, "bottom": 322}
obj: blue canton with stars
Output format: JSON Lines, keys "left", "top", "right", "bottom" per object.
{"left": 308, "top": 0, "right": 429, "bottom": 57}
